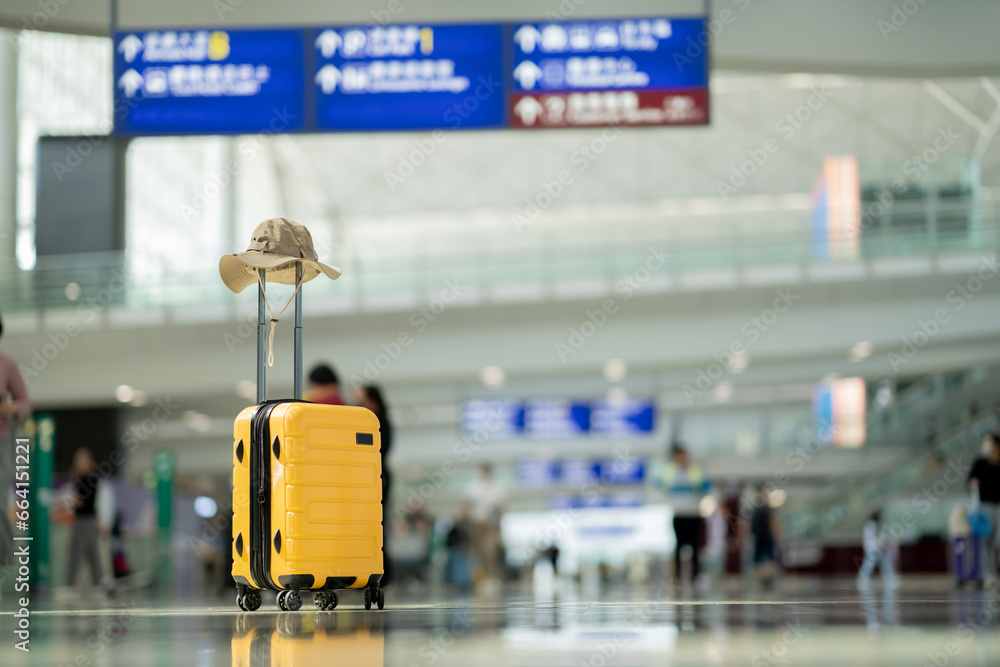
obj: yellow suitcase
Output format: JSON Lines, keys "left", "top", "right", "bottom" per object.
{"left": 231, "top": 264, "right": 384, "bottom": 612}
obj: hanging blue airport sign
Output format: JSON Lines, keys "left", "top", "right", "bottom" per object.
{"left": 312, "top": 23, "right": 506, "bottom": 131}
{"left": 113, "top": 28, "right": 307, "bottom": 135}
{"left": 590, "top": 399, "right": 655, "bottom": 435}
{"left": 508, "top": 17, "right": 709, "bottom": 128}
{"left": 524, "top": 399, "right": 591, "bottom": 438}
{"left": 515, "top": 460, "right": 561, "bottom": 487}
{"left": 592, "top": 458, "right": 646, "bottom": 485}
{"left": 461, "top": 399, "right": 525, "bottom": 438}
{"left": 112, "top": 18, "right": 708, "bottom": 135}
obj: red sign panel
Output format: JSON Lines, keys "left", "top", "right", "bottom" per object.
{"left": 510, "top": 89, "right": 708, "bottom": 129}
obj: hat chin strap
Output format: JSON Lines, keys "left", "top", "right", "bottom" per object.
{"left": 256, "top": 271, "right": 303, "bottom": 368}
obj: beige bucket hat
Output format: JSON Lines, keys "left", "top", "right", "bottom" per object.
{"left": 219, "top": 217, "right": 341, "bottom": 293}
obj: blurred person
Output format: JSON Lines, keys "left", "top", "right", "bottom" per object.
{"left": 465, "top": 463, "right": 506, "bottom": 592}
{"left": 721, "top": 481, "right": 744, "bottom": 575}
{"left": 393, "top": 501, "right": 434, "bottom": 584}
{"left": 306, "top": 363, "right": 343, "bottom": 405}
{"left": 0, "top": 313, "right": 32, "bottom": 566}
{"left": 109, "top": 513, "right": 131, "bottom": 583}
{"left": 444, "top": 502, "right": 472, "bottom": 590}
{"left": 66, "top": 448, "right": 113, "bottom": 595}
{"left": 967, "top": 431, "right": 1000, "bottom": 584}
{"left": 533, "top": 545, "right": 559, "bottom": 598}
{"left": 949, "top": 502, "right": 983, "bottom": 588}
{"left": 355, "top": 383, "right": 393, "bottom": 585}
{"left": 745, "top": 483, "right": 783, "bottom": 589}
{"left": 856, "top": 509, "right": 897, "bottom": 590}
{"left": 656, "top": 444, "right": 709, "bottom": 585}
{"left": 925, "top": 418, "right": 940, "bottom": 466}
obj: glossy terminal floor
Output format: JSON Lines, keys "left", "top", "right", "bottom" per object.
{"left": 2, "top": 577, "right": 999, "bottom": 666}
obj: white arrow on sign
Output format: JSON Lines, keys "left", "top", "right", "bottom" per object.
{"left": 118, "top": 69, "right": 144, "bottom": 97}
{"left": 514, "top": 96, "right": 543, "bottom": 126}
{"left": 513, "top": 61, "right": 543, "bottom": 90}
{"left": 314, "top": 64, "right": 341, "bottom": 94}
{"left": 315, "top": 29, "right": 342, "bottom": 58}
{"left": 514, "top": 25, "right": 541, "bottom": 54}
{"left": 118, "top": 34, "right": 143, "bottom": 63}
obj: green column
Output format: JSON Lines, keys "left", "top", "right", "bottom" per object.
{"left": 154, "top": 450, "right": 175, "bottom": 590}
{"left": 28, "top": 415, "right": 55, "bottom": 587}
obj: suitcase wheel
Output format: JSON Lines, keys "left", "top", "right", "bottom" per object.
{"left": 364, "top": 587, "right": 385, "bottom": 611}
{"left": 314, "top": 590, "right": 338, "bottom": 611}
{"left": 238, "top": 589, "right": 261, "bottom": 612}
{"left": 277, "top": 589, "right": 303, "bottom": 612}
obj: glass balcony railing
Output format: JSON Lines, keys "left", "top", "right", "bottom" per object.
{"left": 2, "top": 198, "right": 997, "bottom": 313}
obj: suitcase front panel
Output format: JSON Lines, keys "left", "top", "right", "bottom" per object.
{"left": 268, "top": 403, "right": 383, "bottom": 589}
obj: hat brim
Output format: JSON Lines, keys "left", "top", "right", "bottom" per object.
{"left": 219, "top": 252, "right": 342, "bottom": 294}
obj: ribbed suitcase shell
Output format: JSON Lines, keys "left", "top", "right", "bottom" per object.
{"left": 233, "top": 401, "right": 383, "bottom": 593}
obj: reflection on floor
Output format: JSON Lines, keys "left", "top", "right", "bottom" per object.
{"left": 2, "top": 577, "right": 999, "bottom": 666}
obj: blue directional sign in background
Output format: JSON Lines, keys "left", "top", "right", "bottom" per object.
{"left": 113, "top": 17, "right": 708, "bottom": 135}
{"left": 524, "top": 400, "right": 592, "bottom": 438}
{"left": 590, "top": 399, "right": 656, "bottom": 435}
{"left": 312, "top": 23, "right": 506, "bottom": 131}
{"left": 509, "top": 18, "right": 709, "bottom": 128}
{"left": 510, "top": 19, "right": 708, "bottom": 93}
{"left": 461, "top": 397, "right": 655, "bottom": 438}
{"left": 113, "top": 29, "right": 307, "bottom": 135}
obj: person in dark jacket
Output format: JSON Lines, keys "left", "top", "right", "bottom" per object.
{"left": 968, "top": 431, "right": 1000, "bottom": 584}
{"left": 355, "top": 384, "right": 393, "bottom": 585}
{"left": 746, "top": 483, "right": 783, "bottom": 589}
{"left": 66, "top": 448, "right": 107, "bottom": 593}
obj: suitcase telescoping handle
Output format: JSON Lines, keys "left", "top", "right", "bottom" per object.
{"left": 256, "top": 264, "right": 304, "bottom": 403}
